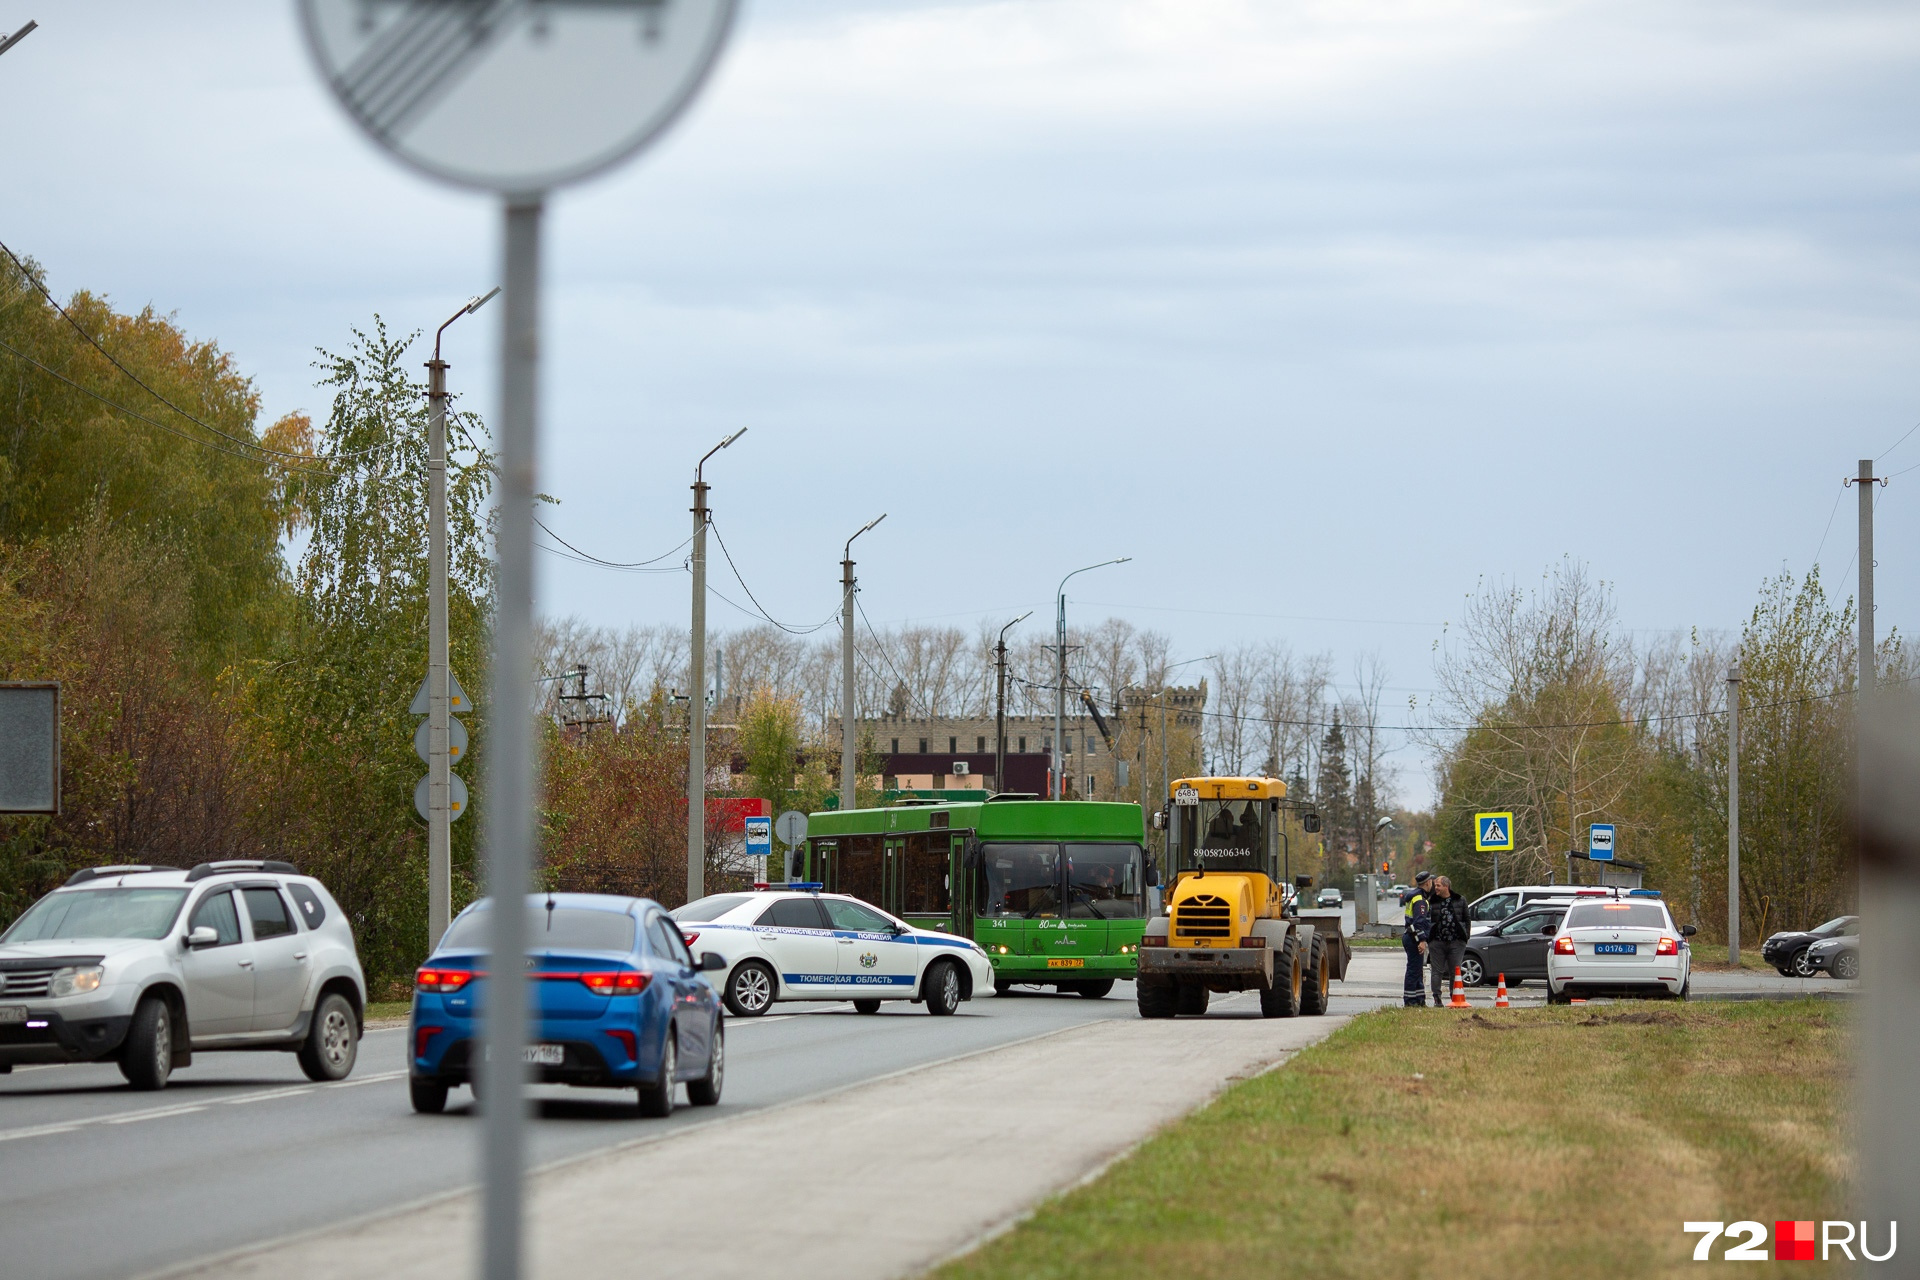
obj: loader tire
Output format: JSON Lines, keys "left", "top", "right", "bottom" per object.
{"left": 1261, "top": 937, "right": 1302, "bottom": 1018}
{"left": 1136, "top": 979, "right": 1177, "bottom": 1019}
{"left": 1175, "top": 983, "right": 1210, "bottom": 1017}
{"left": 1300, "top": 935, "right": 1332, "bottom": 1016}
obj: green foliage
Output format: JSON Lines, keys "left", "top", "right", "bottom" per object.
{"left": 542, "top": 693, "right": 693, "bottom": 902}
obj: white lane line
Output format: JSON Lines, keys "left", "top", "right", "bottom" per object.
{"left": 0, "top": 1070, "right": 408, "bottom": 1142}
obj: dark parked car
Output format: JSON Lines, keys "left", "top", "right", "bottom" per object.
{"left": 1460, "top": 901, "right": 1571, "bottom": 987}
{"left": 1803, "top": 930, "right": 1860, "bottom": 981}
{"left": 1760, "top": 915, "right": 1857, "bottom": 978}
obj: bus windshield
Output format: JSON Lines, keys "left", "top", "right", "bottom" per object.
{"left": 1066, "top": 844, "right": 1144, "bottom": 919}
{"left": 1176, "top": 798, "right": 1268, "bottom": 873}
{"left": 979, "top": 844, "right": 1061, "bottom": 919}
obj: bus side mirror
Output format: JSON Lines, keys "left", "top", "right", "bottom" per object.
{"left": 1145, "top": 862, "right": 1160, "bottom": 888}
{"left": 1301, "top": 813, "right": 1322, "bottom": 834}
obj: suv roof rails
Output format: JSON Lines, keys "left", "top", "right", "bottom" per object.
{"left": 183, "top": 859, "right": 300, "bottom": 883}
{"left": 985, "top": 793, "right": 1039, "bottom": 802}
{"left": 64, "top": 865, "right": 159, "bottom": 886}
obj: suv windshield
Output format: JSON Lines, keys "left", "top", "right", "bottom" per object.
{"left": 1811, "top": 916, "right": 1857, "bottom": 936}
{"left": 1565, "top": 903, "right": 1668, "bottom": 930}
{"left": 3, "top": 888, "right": 188, "bottom": 941}
{"left": 441, "top": 904, "right": 637, "bottom": 953}
{"left": 671, "top": 894, "right": 753, "bottom": 923}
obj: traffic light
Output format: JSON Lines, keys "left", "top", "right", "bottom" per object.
{"left": 1381, "top": 861, "right": 1390, "bottom": 874}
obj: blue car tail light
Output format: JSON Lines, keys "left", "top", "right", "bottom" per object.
{"left": 416, "top": 967, "right": 476, "bottom": 993}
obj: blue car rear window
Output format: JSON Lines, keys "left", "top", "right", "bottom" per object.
{"left": 442, "top": 905, "right": 637, "bottom": 953}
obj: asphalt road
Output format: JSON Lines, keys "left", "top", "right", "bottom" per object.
{"left": 0, "top": 986, "right": 1162, "bottom": 1280}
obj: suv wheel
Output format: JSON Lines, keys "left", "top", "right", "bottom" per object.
{"left": 298, "top": 993, "right": 358, "bottom": 1082}
{"left": 724, "top": 962, "right": 775, "bottom": 1017}
{"left": 119, "top": 996, "right": 173, "bottom": 1091}
{"left": 1792, "top": 947, "right": 1815, "bottom": 978}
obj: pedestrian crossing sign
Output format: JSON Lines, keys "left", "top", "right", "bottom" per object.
{"left": 1475, "top": 812, "right": 1514, "bottom": 853}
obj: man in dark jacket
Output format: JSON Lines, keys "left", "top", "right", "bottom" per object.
{"left": 1400, "top": 871, "right": 1433, "bottom": 1006}
{"left": 1426, "top": 875, "right": 1472, "bottom": 1005}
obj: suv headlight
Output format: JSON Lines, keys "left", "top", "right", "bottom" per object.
{"left": 50, "top": 966, "right": 104, "bottom": 997}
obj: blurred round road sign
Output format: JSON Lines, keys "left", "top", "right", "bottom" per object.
{"left": 415, "top": 772, "right": 470, "bottom": 823}
{"left": 775, "top": 810, "right": 807, "bottom": 847}
{"left": 414, "top": 716, "right": 470, "bottom": 766}
{"left": 299, "top": 0, "right": 739, "bottom": 193}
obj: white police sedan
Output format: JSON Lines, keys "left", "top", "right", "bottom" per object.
{"left": 1546, "top": 896, "right": 1694, "bottom": 1003}
{"left": 668, "top": 887, "right": 995, "bottom": 1018}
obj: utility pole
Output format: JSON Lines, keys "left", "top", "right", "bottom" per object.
{"left": 841, "top": 514, "right": 885, "bottom": 812}
{"left": 994, "top": 612, "right": 1029, "bottom": 796}
{"left": 1053, "top": 558, "right": 1129, "bottom": 799}
{"left": 1855, "top": 459, "right": 1878, "bottom": 701}
{"left": 424, "top": 288, "right": 496, "bottom": 950}
{"left": 1727, "top": 659, "right": 1741, "bottom": 965}
{"left": 687, "top": 429, "right": 745, "bottom": 905}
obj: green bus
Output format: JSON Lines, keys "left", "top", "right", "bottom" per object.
{"left": 802, "top": 796, "right": 1152, "bottom": 995}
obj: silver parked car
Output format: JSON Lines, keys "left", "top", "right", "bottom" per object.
{"left": 0, "top": 861, "right": 368, "bottom": 1090}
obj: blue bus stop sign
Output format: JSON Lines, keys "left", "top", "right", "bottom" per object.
{"left": 745, "top": 816, "right": 771, "bottom": 859}
{"left": 1588, "top": 823, "right": 1616, "bottom": 862}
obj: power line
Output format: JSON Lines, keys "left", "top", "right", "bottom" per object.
{"left": 855, "top": 595, "right": 914, "bottom": 693}
{"left": 706, "top": 519, "right": 838, "bottom": 635}
{"left": 532, "top": 514, "right": 689, "bottom": 571}
{"left": 0, "top": 239, "right": 352, "bottom": 466}
{"left": 0, "top": 337, "right": 336, "bottom": 476}
{"left": 1809, "top": 483, "right": 1846, "bottom": 571}
{"left": 1878, "top": 418, "right": 1920, "bottom": 464}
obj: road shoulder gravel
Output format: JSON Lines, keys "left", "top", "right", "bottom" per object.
{"left": 168, "top": 1005, "right": 1348, "bottom": 1280}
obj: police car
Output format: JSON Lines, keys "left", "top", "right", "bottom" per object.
{"left": 668, "top": 886, "right": 995, "bottom": 1017}
{"left": 1546, "top": 892, "right": 1695, "bottom": 1003}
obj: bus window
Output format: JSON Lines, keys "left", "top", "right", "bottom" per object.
{"left": 898, "top": 833, "right": 951, "bottom": 915}
{"left": 978, "top": 844, "right": 1060, "bottom": 919}
{"left": 837, "top": 835, "right": 883, "bottom": 907}
{"left": 1066, "top": 844, "right": 1144, "bottom": 919}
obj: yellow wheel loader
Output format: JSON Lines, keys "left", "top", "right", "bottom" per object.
{"left": 1136, "top": 776, "right": 1350, "bottom": 1018}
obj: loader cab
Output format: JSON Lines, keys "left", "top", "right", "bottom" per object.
{"left": 1166, "top": 777, "right": 1286, "bottom": 884}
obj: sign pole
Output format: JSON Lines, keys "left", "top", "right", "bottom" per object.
{"left": 427, "top": 354, "right": 453, "bottom": 951}
{"left": 481, "top": 193, "right": 541, "bottom": 1280}
{"left": 1727, "top": 660, "right": 1741, "bottom": 967}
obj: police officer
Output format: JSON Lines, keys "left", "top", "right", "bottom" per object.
{"left": 1401, "top": 871, "right": 1433, "bottom": 1006}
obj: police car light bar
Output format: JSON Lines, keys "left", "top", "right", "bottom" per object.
{"left": 1627, "top": 889, "right": 1663, "bottom": 897}
{"left": 790, "top": 882, "right": 824, "bottom": 892}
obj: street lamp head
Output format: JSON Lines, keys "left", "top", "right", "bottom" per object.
{"left": 465, "top": 286, "right": 502, "bottom": 315}
{"left": 1375, "top": 815, "right": 1395, "bottom": 833}
{"left": 999, "top": 610, "right": 1033, "bottom": 643}
{"left": 697, "top": 428, "right": 749, "bottom": 482}
{"left": 845, "top": 512, "right": 886, "bottom": 560}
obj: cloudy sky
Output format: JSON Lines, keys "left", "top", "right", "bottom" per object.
{"left": 4, "top": 1, "right": 1917, "bottom": 801}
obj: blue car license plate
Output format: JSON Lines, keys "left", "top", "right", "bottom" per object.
{"left": 1594, "top": 943, "right": 1637, "bottom": 955}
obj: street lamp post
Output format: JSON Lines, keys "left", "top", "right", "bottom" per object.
{"left": 840, "top": 514, "right": 886, "bottom": 813}
{"left": 688, "top": 429, "right": 746, "bottom": 905}
{"left": 425, "top": 287, "right": 497, "bottom": 950}
{"left": 1053, "top": 558, "right": 1129, "bottom": 799}
{"left": 994, "top": 612, "right": 1031, "bottom": 795}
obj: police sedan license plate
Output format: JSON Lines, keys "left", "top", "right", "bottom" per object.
{"left": 1046, "top": 958, "right": 1084, "bottom": 969}
{"left": 1594, "top": 943, "right": 1637, "bottom": 955}
{"left": 0, "top": 1006, "right": 24, "bottom": 1023}
{"left": 524, "top": 1043, "right": 565, "bottom": 1065}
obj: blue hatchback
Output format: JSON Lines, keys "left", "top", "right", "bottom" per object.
{"left": 408, "top": 893, "right": 726, "bottom": 1116}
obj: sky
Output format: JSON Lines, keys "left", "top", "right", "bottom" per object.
{"left": 4, "top": 0, "right": 1917, "bottom": 805}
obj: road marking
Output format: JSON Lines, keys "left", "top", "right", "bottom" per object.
{"left": 0, "top": 1070, "right": 408, "bottom": 1143}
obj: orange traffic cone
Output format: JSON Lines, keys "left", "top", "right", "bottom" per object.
{"left": 1450, "top": 967, "right": 1469, "bottom": 1008}
{"left": 1494, "top": 974, "right": 1510, "bottom": 1008}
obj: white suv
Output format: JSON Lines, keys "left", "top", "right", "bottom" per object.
{"left": 0, "top": 861, "right": 368, "bottom": 1089}
{"left": 1546, "top": 896, "right": 1694, "bottom": 1003}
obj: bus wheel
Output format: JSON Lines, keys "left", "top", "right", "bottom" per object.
{"left": 1076, "top": 979, "right": 1115, "bottom": 999}
{"left": 1175, "top": 983, "right": 1209, "bottom": 1016}
{"left": 993, "top": 980, "right": 1012, "bottom": 996}
{"left": 1136, "top": 980, "right": 1177, "bottom": 1019}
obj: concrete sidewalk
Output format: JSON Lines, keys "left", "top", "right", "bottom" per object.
{"left": 174, "top": 1007, "right": 1348, "bottom": 1280}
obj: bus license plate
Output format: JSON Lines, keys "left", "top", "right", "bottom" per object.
{"left": 0, "top": 1006, "right": 24, "bottom": 1023}
{"left": 1046, "top": 959, "right": 1084, "bottom": 969}
{"left": 1594, "top": 943, "right": 1637, "bottom": 955}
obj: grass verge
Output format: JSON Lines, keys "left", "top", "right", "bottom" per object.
{"left": 366, "top": 1000, "right": 411, "bottom": 1022}
{"left": 935, "top": 1001, "right": 1846, "bottom": 1280}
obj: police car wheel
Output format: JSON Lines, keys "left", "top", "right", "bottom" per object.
{"left": 724, "top": 962, "right": 776, "bottom": 1017}
{"left": 924, "top": 961, "right": 962, "bottom": 1016}
{"left": 853, "top": 999, "right": 882, "bottom": 1014}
